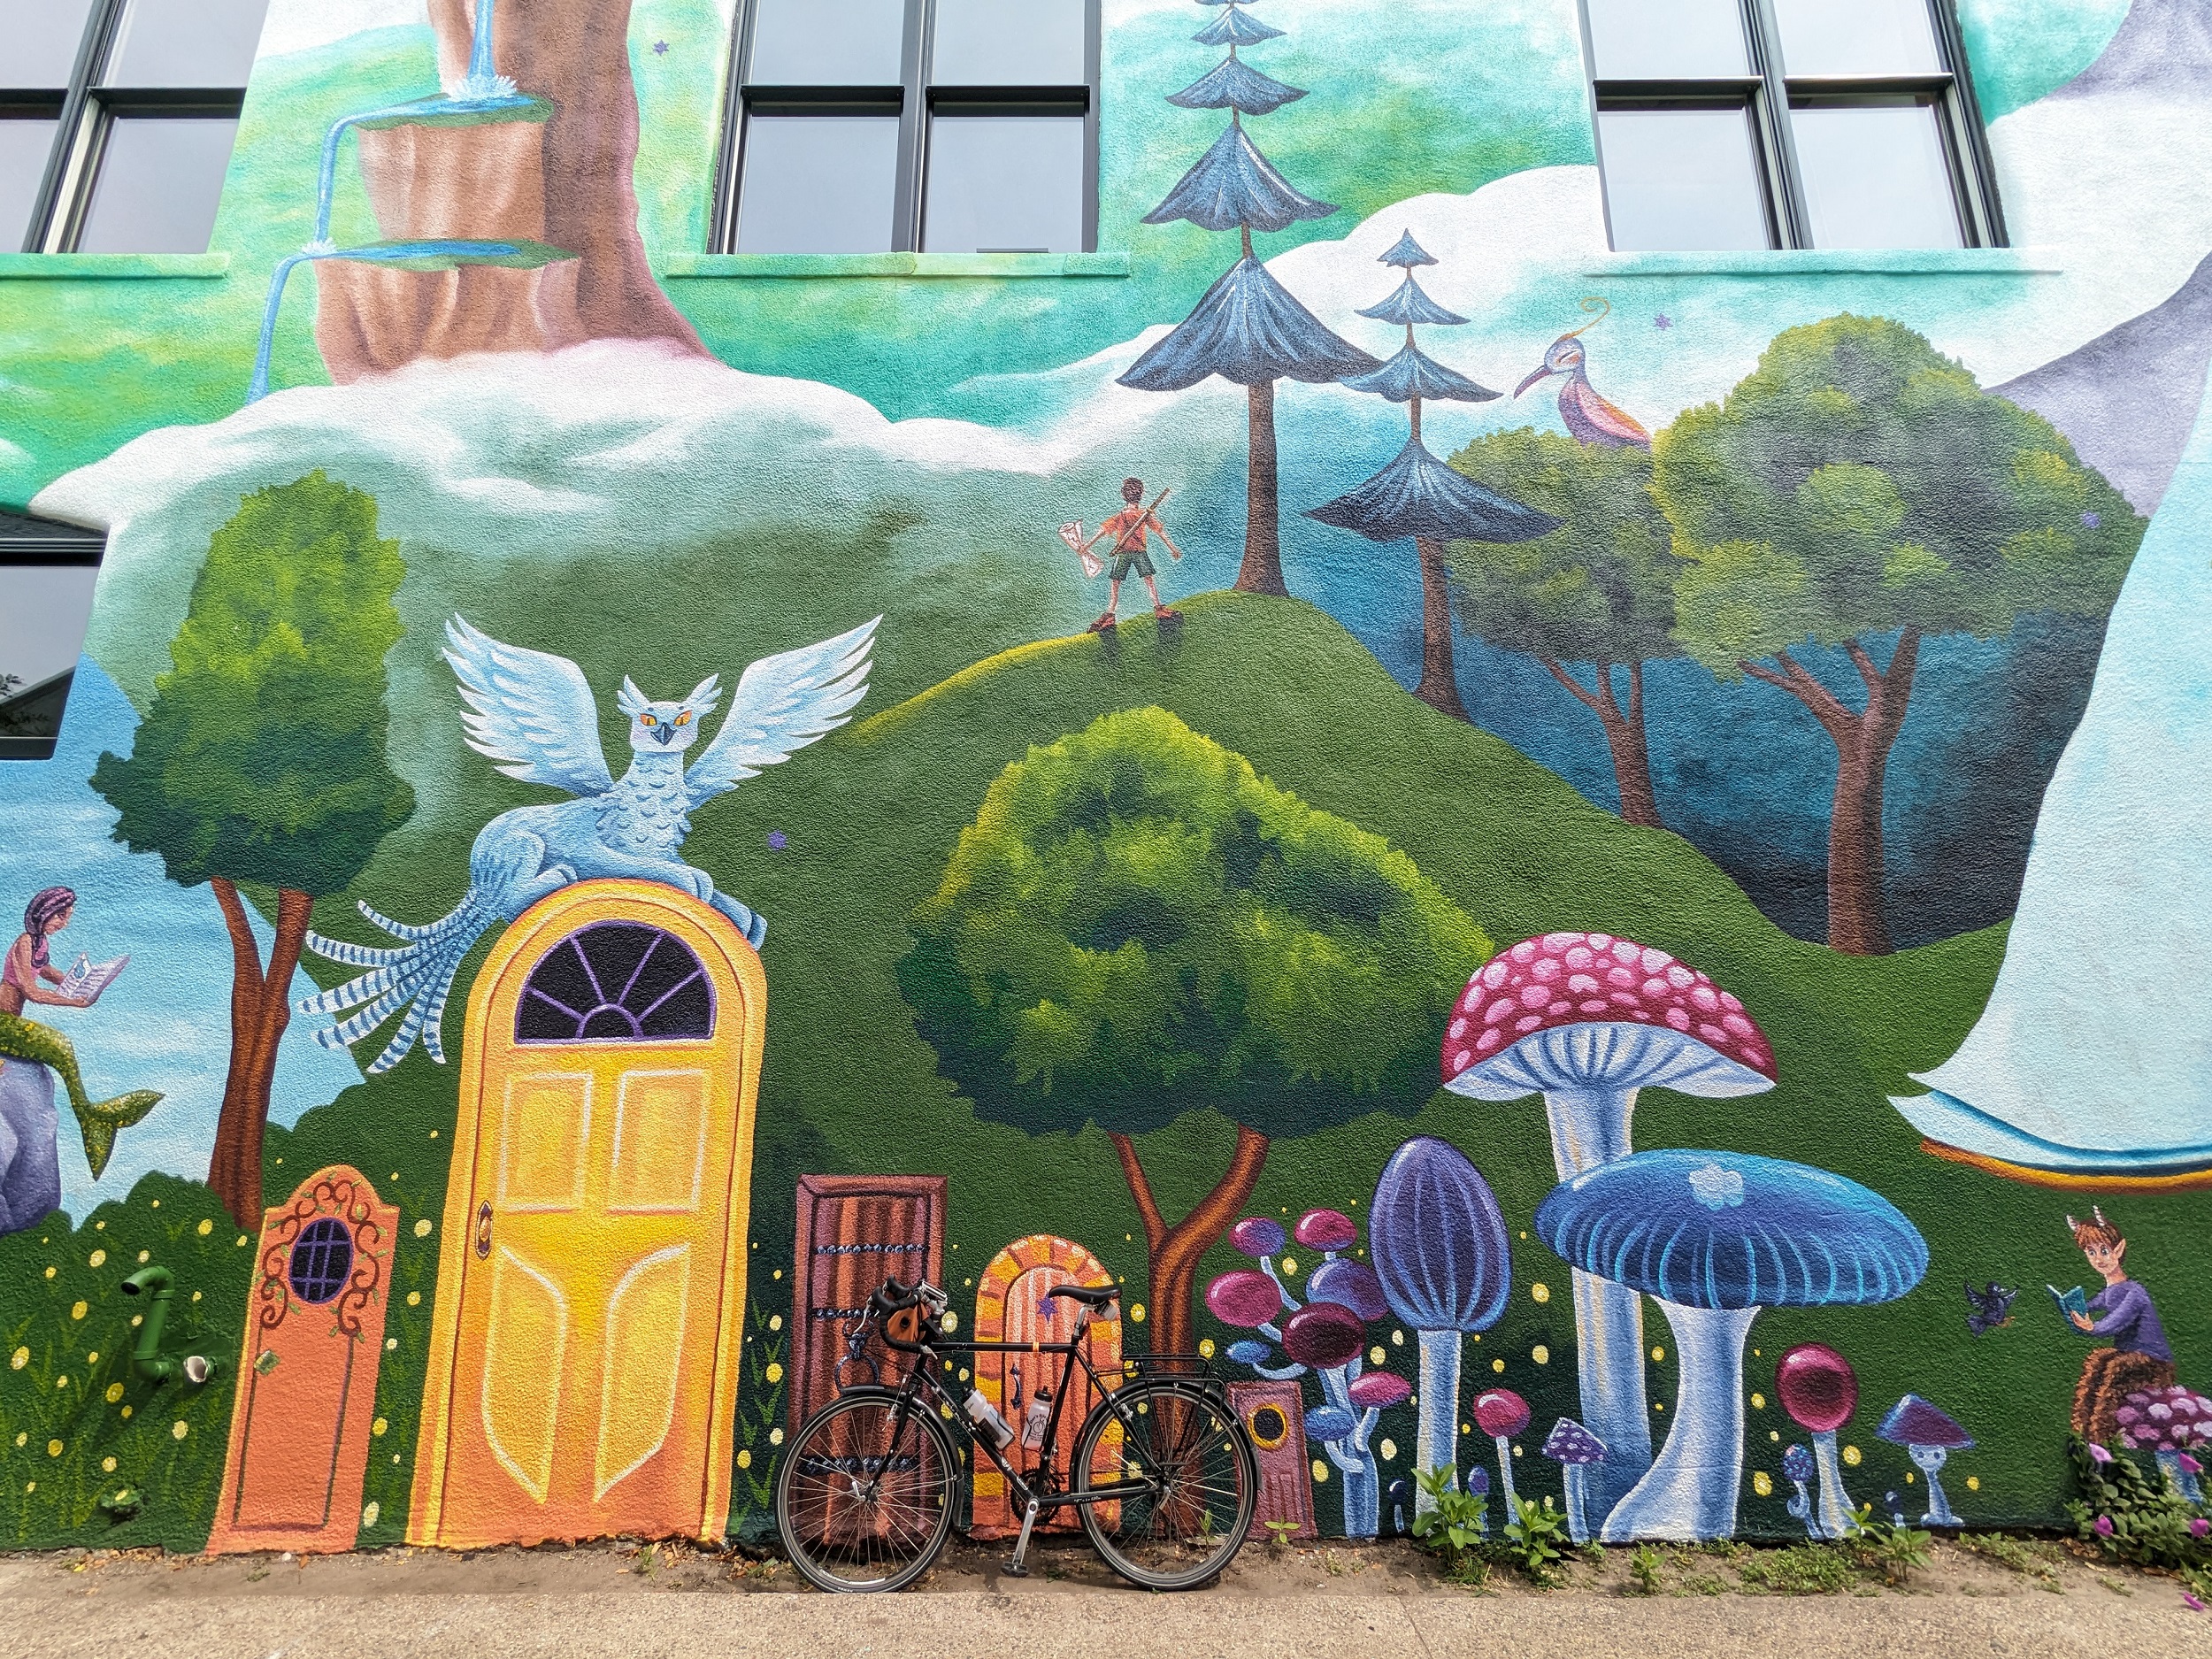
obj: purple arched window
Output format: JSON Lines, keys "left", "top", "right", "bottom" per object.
{"left": 516, "top": 922, "right": 716, "bottom": 1043}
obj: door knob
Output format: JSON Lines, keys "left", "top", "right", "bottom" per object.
{"left": 474, "top": 1200, "right": 493, "bottom": 1259}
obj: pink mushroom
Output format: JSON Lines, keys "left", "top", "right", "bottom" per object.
{"left": 1474, "top": 1386, "right": 1532, "bottom": 1523}
{"left": 1441, "top": 932, "right": 1776, "bottom": 1525}
{"left": 1777, "top": 1343, "right": 1859, "bottom": 1539}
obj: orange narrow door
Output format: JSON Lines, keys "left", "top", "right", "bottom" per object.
{"left": 409, "top": 880, "right": 764, "bottom": 1547}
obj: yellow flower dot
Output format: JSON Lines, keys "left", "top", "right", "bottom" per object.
{"left": 413, "top": 1218, "right": 433, "bottom": 1238}
{"left": 363, "top": 1502, "right": 380, "bottom": 1527}
{"left": 1842, "top": 1444, "right": 1862, "bottom": 1466}
{"left": 1532, "top": 1283, "right": 1550, "bottom": 1303}
{"left": 430, "top": 1130, "right": 438, "bottom": 1139}
{"left": 105, "top": 1384, "right": 123, "bottom": 1404}
{"left": 1904, "top": 1471, "right": 1916, "bottom": 1484}
{"left": 95, "top": 1221, "right": 104, "bottom": 1231}
{"left": 770, "top": 1427, "right": 784, "bottom": 1446}
{"left": 172, "top": 1420, "right": 188, "bottom": 1440}
{"left": 8, "top": 1347, "right": 25, "bottom": 1371}
{"left": 136, "top": 1250, "right": 149, "bottom": 1264}
{"left": 1655, "top": 1402, "right": 1665, "bottom": 1412}
{"left": 1650, "top": 1347, "right": 1665, "bottom": 1363}
{"left": 1129, "top": 1303, "right": 1146, "bottom": 1323}
{"left": 768, "top": 1314, "right": 783, "bottom": 1333}
{"left": 1198, "top": 1339, "right": 1216, "bottom": 1359}
{"left": 46, "top": 1440, "right": 62, "bottom": 1457}
{"left": 196, "top": 1219, "right": 212, "bottom": 1236}
{"left": 406, "top": 1292, "right": 420, "bottom": 1307}
{"left": 119, "top": 1406, "right": 131, "bottom": 1419}
{"left": 1532, "top": 1346, "right": 1550, "bottom": 1365}
{"left": 1770, "top": 1431, "right": 1780, "bottom": 1442}
{"left": 54, "top": 1376, "right": 67, "bottom": 1390}
{"left": 1463, "top": 1424, "right": 1472, "bottom": 1435}
{"left": 1392, "top": 1330, "right": 1404, "bottom": 1346}
{"left": 191, "top": 1291, "right": 200, "bottom": 1302}
{"left": 1310, "top": 1459, "right": 1330, "bottom": 1484}
{"left": 23, "top": 1482, "right": 32, "bottom": 1494}
{"left": 101, "top": 1457, "right": 116, "bottom": 1474}
{"left": 150, "top": 1198, "right": 159, "bottom": 1208}
{"left": 372, "top": 1417, "right": 388, "bottom": 1438}
{"left": 1750, "top": 1393, "right": 1766, "bottom": 1409}
{"left": 42, "top": 1266, "right": 54, "bottom": 1279}
{"left": 236, "top": 1236, "right": 249, "bottom": 1247}
{"left": 736, "top": 1449, "right": 752, "bottom": 1470}
{"left": 70, "top": 1301, "right": 87, "bottom": 1321}
{"left": 129, "top": 1315, "right": 141, "bottom": 1327}
{"left": 386, "top": 1338, "right": 396, "bottom": 1350}
{"left": 941, "top": 1311, "right": 957, "bottom": 1332}
{"left": 1754, "top": 1471, "right": 1774, "bottom": 1497}
{"left": 764, "top": 1362, "right": 784, "bottom": 1384}
{"left": 1280, "top": 1258, "right": 1297, "bottom": 1276}
{"left": 772, "top": 1269, "right": 781, "bottom": 1279}
{"left": 88, "top": 1249, "right": 105, "bottom": 1268}
{"left": 86, "top": 1353, "right": 97, "bottom": 1365}
{"left": 390, "top": 1173, "right": 398, "bottom": 1183}
{"left": 1367, "top": 1346, "right": 1385, "bottom": 1366}
{"left": 393, "top": 1455, "right": 402, "bottom": 1464}
{"left": 1966, "top": 1476, "right": 1980, "bottom": 1491}
{"left": 1379, "top": 1438, "right": 1396, "bottom": 1461}
{"left": 1492, "top": 1358, "right": 1505, "bottom": 1373}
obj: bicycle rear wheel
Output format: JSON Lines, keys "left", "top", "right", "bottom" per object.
{"left": 775, "top": 1389, "right": 960, "bottom": 1593}
{"left": 1071, "top": 1379, "right": 1257, "bottom": 1590}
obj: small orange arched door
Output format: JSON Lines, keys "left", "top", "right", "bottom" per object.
{"left": 408, "top": 880, "right": 764, "bottom": 1547}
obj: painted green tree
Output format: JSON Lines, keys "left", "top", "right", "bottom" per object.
{"left": 93, "top": 472, "right": 415, "bottom": 1225}
{"left": 898, "top": 706, "right": 1489, "bottom": 1358}
{"left": 1653, "top": 315, "right": 2140, "bottom": 956}
{"left": 1447, "top": 427, "right": 1683, "bottom": 827}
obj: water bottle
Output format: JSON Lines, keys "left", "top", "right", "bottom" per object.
{"left": 964, "top": 1388, "right": 1015, "bottom": 1449}
{"left": 1022, "top": 1389, "right": 1052, "bottom": 1451}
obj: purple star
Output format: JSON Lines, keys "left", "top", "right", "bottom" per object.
{"left": 767, "top": 830, "right": 787, "bottom": 851}
{"left": 653, "top": 40, "right": 669, "bottom": 54}
{"left": 1653, "top": 313, "right": 1672, "bottom": 330}
{"left": 2082, "top": 511, "right": 2101, "bottom": 529}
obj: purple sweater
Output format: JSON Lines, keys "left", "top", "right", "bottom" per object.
{"left": 2085, "top": 1279, "right": 2173, "bottom": 1363}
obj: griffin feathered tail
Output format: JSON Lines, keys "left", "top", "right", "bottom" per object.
{"left": 300, "top": 888, "right": 500, "bottom": 1073}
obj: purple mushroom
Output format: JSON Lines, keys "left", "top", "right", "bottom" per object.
{"left": 1443, "top": 933, "right": 1778, "bottom": 1522}
{"left": 1777, "top": 1343, "right": 1859, "bottom": 1540}
{"left": 1367, "top": 1137, "right": 1512, "bottom": 1516}
{"left": 1542, "top": 1418, "right": 1608, "bottom": 1543}
{"left": 2116, "top": 1386, "right": 2211, "bottom": 1503}
{"left": 1780, "top": 1443, "right": 1817, "bottom": 1535}
{"left": 1876, "top": 1394, "right": 1974, "bottom": 1526}
{"left": 1474, "top": 1387, "right": 1532, "bottom": 1523}
{"left": 1537, "top": 1150, "right": 1926, "bottom": 1542}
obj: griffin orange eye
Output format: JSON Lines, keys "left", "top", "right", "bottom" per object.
{"left": 641, "top": 714, "right": 657, "bottom": 726}
{"left": 676, "top": 711, "right": 692, "bottom": 726}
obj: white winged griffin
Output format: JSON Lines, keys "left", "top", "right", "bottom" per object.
{"left": 299, "top": 613, "right": 878, "bottom": 1073}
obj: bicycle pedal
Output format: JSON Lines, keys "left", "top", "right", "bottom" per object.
{"left": 1002, "top": 1555, "right": 1032, "bottom": 1578}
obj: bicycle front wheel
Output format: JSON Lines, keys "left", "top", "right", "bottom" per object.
{"left": 1071, "top": 1379, "right": 1257, "bottom": 1590}
{"left": 775, "top": 1389, "right": 960, "bottom": 1593}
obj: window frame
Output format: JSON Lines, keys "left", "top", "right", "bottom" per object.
{"left": 0, "top": 511, "right": 104, "bottom": 762}
{"left": 710, "top": 0, "right": 1102, "bottom": 257}
{"left": 1578, "top": 0, "right": 2006, "bottom": 251}
{"left": 6, "top": 0, "right": 255, "bottom": 255}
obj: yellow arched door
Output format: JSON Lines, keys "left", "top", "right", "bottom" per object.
{"left": 409, "top": 880, "right": 764, "bottom": 1547}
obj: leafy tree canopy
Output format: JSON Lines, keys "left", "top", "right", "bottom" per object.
{"left": 1652, "top": 314, "right": 2141, "bottom": 673}
{"left": 94, "top": 471, "right": 415, "bottom": 894}
{"left": 1447, "top": 426, "right": 1682, "bottom": 667}
{"left": 900, "top": 707, "right": 1489, "bottom": 1140}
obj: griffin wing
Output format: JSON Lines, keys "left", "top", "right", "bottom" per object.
{"left": 685, "top": 617, "right": 879, "bottom": 802}
{"left": 443, "top": 615, "right": 614, "bottom": 797}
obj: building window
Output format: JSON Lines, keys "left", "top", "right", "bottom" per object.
{"left": 0, "top": 511, "right": 104, "bottom": 761}
{"left": 1579, "top": 0, "right": 2003, "bottom": 251}
{"left": 714, "top": 0, "right": 1098, "bottom": 256}
{"left": 3, "top": 0, "right": 270, "bottom": 255}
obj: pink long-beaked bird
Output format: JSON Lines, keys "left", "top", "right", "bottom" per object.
{"left": 1514, "top": 332, "right": 1652, "bottom": 449}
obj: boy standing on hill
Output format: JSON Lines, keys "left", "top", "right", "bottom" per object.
{"left": 1080, "top": 477, "right": 1183, "bottom": 632}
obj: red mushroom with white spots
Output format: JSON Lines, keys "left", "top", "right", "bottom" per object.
{"left": 1440, "top": 932, "right": 1778, "bottom": 1525}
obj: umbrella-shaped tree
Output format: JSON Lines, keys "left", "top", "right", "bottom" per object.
{"left": 1366, "top": 1135, "right": 1512, "bottom": 1514}
{"left": 901, "top": 709, "right": 1489, "bottom": 1361}
{"left": 1309, "top": 234, "right": 1558, "bottom": 719}
{"left": 1119, "top": 0, "right": 1379, "bottom": 596}
{"left": 1209, "top": 1210, "right": 1411, "bottom": 1537}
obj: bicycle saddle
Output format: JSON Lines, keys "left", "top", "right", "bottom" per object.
{"left": 1042, "top": 1284, "right": 1119, "bottom": 1308}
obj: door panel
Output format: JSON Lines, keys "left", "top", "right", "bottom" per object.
{"left": 480, "top": 1247, "right": 568, "bottom": 1502}
{"left": 500, "top": 1072, "right": 591, "bottom": 1210}
{"left": 609, "top": 1071, "right": 707, "bottom": 1212}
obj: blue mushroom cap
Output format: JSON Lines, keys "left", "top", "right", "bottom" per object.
{"left": 1782, "top": 1443, "right": 1815, "bottom": 1484}
{"left": 1369, "top": 1135, "right": 1512, "bottom": 1333}
{"left": 1533, "top": 1149, "right": 1927, "bottom": 1311}
{"left": 1306, "top": 1405, "right": 1357, "bottom": 1443}
{"left": 1226, "top": 1339, "right": 1276, "bottom": 1367}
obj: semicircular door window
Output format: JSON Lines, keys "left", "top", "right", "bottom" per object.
{"left": 516, "top": 922, "right": 716, "bottom": 1043}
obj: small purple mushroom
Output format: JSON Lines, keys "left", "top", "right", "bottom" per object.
{"left": 1206, "top": 1270, "right": 1283, "bottom": 1330}
{"left": 2116, "top": 1386, "right": 2212, "bottom": 1503}
{"left": 1541, "top": 1418, "right": 1608, "bottom": 1543}
{"left": 1233, "top": 1217, "right": 1287, "bottom": 1257}
{"left": 1475, "top": 1388, "right": 1532, "bottom": 1523}
{"left": 1876, "top": 1394, "right": 1974, "bottom": 1526}
{"left": 1780, "top": 1442, "right": 1817, "bottom": 1535}
{"left": 1307, "top": 1258, "right": 1389, "bottom": 1320}
{"left": 1281, "top": 1302, "right": 1367, "bottom": 1371}
{"left": 1296, "top": 1210, "right": 1359, "bottom": 1252}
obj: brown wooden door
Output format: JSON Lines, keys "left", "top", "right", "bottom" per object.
{"left": 1230, "top": 1379, "right": 1317, "bottom": 1542}
{"left": 787, "top": 1175, "right": 946, "bottom": 1435}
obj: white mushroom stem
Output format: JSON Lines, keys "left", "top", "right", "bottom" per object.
{"left": 1601, "top": 1302, "right": 1758, "bottom": 1543}
{"left": 1411, "top": 1329, "right": 1462, "bottom": 1517}
{"left": 1544, "top": 1087, "right": 1654, "bottom": 1519}
{"left": 1909, "top": 1445, "right": 1956, "bottom": 1525}
{"left": 1561, "top": 1462, "right": 1591, "bottom": 1543}
{"left": 1811, "top": 1430, "right": 1855, "bottom": 1539}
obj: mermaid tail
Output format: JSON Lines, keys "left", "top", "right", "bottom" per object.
{"left": 0, "top": 1012, "right": 164, "bottom": 1179}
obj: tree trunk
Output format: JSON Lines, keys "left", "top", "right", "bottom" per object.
{"left": 207, "top": 882, "right": 315, "bottom": 1226}
{"left": 1539, "top": 657, "right": 1661, "bottom": 827}
{"left": 1236, "top": 380, "right": 1288, "bottom": 596}
{"left": 1412, "top": 537, "right": 1471, "bottom": 721}
{"left": 1110, "top": 1125, "right": 1271, "bottom": 1358}
{"left": 1740, "top": 629, "right": 1921, "bottom": 956}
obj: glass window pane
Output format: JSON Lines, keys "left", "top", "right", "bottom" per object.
{"left": 0, "top": 119, "right": 59, "bottom": 248}
{"left": 1772, "top": 0, "right": 1940, "bottom": 76}
{"left": 749, "top": 0, "right": 906, "bottom": 85}
{"left": 1584, "top": 0, "right": 1748, "bottom": 80}
{"left": 735, "top": 114, "right": 899, "bottom": 253}
{"left": 0, "top": 565, "right": 97, "bottom": 705}
{"left": 104, "top": 0, "right": 270, "bottom": 88}
{"left": 1, "top": 0, "right": 99, "bottom": 88}
{"left": 932, "top": 0, "right": 1087, "bottom": 87}
{"left": 922, "top": 114, "right": 1082, "bottom": 252}
{"left": 75, "top": 114, "right": 237, "bottom": 252}
{"left": 1597, "top": 106, "right": 1770, "bottom": 250}
{"left": 1793, "top": 102, "right": 1961, "bottom": 249}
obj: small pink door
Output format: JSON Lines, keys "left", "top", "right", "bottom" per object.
{"left": 1231, "top": 1379, "right": 1317, "bottom": 1542}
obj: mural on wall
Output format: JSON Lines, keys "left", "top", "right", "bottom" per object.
{"left": 0, "top": 0, "right": 2208, "bottom": 1562}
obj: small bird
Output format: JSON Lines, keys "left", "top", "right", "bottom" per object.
{"left": 1964, "top": 1279, "right": 2017, "bottom": 1336}
{"left": 1513, "top": 297, "right": 1652, "bottom": 449}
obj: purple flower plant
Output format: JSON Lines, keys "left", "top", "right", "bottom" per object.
{"left": 2088, "top": 1443, "right": 2114, "bottom": 1465}
{"left": 2093, "top": 1515, "right": 2115, "bottom": 1537}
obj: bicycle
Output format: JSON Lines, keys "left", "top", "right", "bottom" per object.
{"left": 774, "top": 1275, "right": 1259, "bottom": 1593}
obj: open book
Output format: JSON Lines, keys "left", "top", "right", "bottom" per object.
{"left": 2047, "top": 1283, "right": 2090, "bottom": 1323}
{"left": 57, "top": 954, "right": 128, "bottom": 1007}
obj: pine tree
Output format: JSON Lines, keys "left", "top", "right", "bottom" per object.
{"left": 1118, "top": 0, "right": 1379, "bottom": 596}
{"left": 1309, "top": 233, "right": 1558, "bottom": 719}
